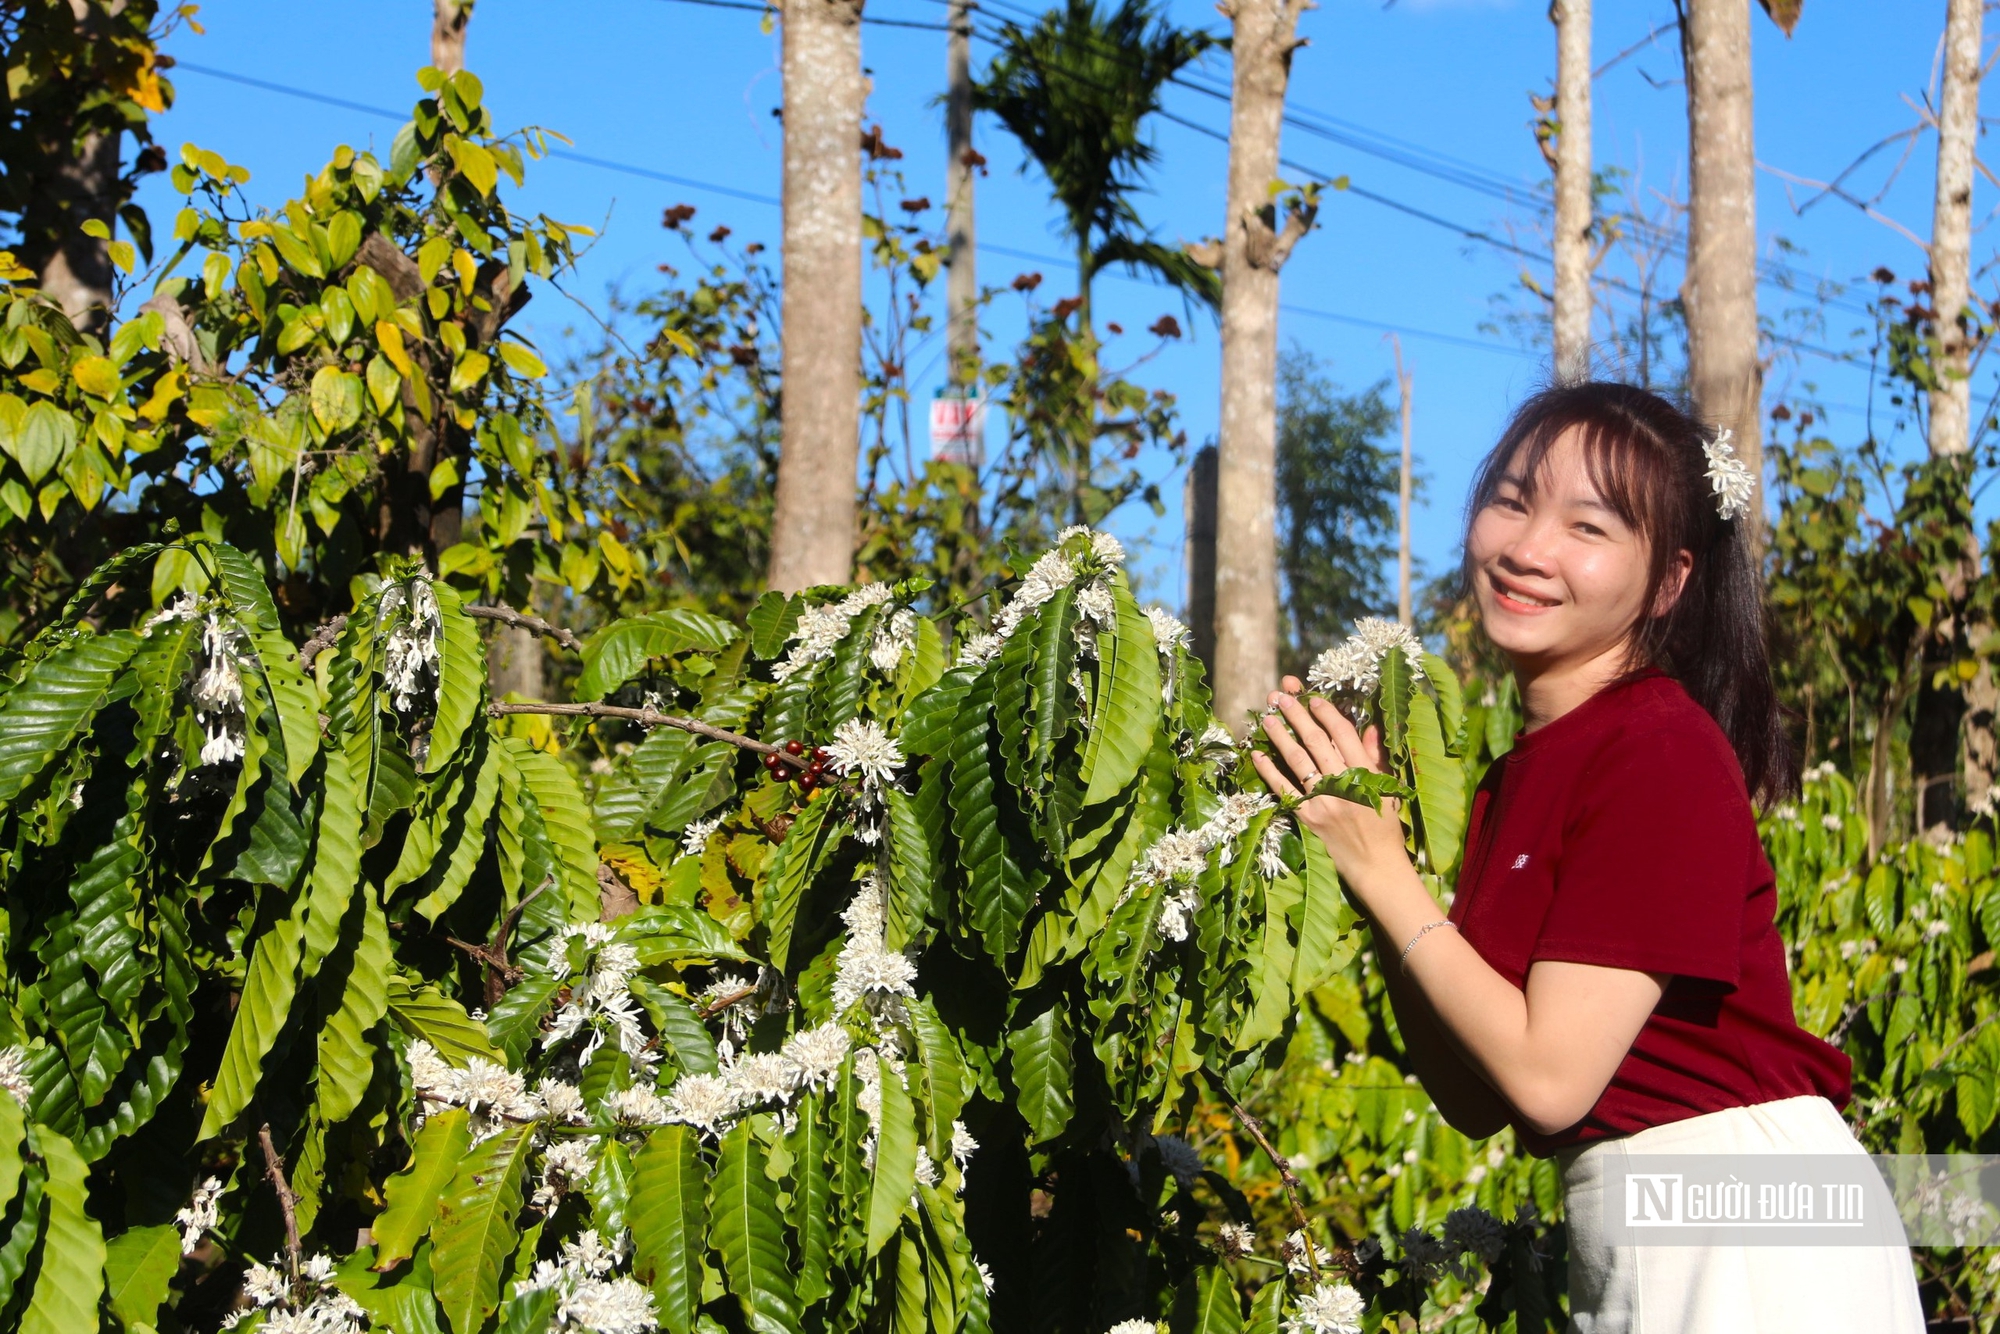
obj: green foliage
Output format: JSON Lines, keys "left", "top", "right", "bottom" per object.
{"left": 0, "top": 529, "right": 1487, "bottom": 1334}
{"left": 1273, "top": 350, "right": 1405, "bottom": 682}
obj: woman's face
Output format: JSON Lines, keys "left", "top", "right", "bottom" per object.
{"left": 1466, "top": 428, "right": 1672, "bottom": 673}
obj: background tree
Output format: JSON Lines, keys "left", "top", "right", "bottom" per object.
{"left": 432, "top": 0, "right": 472, "bottom": 75}
{"left": 1679, "top": 0, "right": 1799, "bottom": 521}
{"left": 1273, "top": 349, "right": 1401, "bottom": 680}
{"left": 972, "top": 0, "right": 1217, "bottom": 334}
{"left": 0, "top": 0, "right": 181, "bottom": 333}
{"left": 1548, "top": 0, "right": 1592, "bottom": 381}
{"left": 1205, "top": 0, "right": 1315, "bottom": 732}
{"left": 767, "top": 0, "right": 866, "bottom": 592}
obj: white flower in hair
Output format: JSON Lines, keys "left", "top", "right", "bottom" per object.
{"left": 1702, "top": 427, "right": 1755, "bottom": 521}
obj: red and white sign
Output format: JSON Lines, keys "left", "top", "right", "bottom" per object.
{"left": 929, "top": 394, "right": 985, "bottom": 467}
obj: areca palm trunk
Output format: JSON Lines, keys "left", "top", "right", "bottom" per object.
{"left": 432, "top": 0, "right": 472, "bottom": 73}
{"left": 945, "top": 0, "right": 978, "bottom": 386}
{"left": 1926, "top": 0, "right": 1995, "bottom": 820}
{"left": 1551, "top": 0, "right": 1592, "bottom": 381}
{"left": 1929, "top": 0, "right": 1980, "bottom": 462}
{"left": 769, "top": 0, "right": 867, "bottom": 592}
{"left": 1680, "top": 0, "right": 1762, "bottom": 519}
{"left": 1211, "top": 0, "right": 1312, "bottom": 732}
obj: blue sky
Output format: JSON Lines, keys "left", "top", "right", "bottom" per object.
{"left": 137, "top": 0, "right": 1973, "bottom": 610}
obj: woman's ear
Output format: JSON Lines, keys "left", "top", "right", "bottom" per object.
{"left": 1652, "top": 549, "right": 1694, "bottom": 617}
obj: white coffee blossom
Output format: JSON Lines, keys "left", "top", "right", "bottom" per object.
{"left": 1703, "top": 426, "right": 1756, "bottom": 521}
{"left": 1281, "top": 1283, "right": 1365, "bottom": 1334}
{"left": 950, "top": 1119, "right": 979, "bottom": 1170}
{"left": 1156, "top": 885, "right": 1199, "bottom": 944}
{"left": 405, "top": 1041, "right": 538, "bottom": 1140}
{"left": 977, "top": 1260, "right": 995, "bottom": 1295}
{"left": 1056, "top": 525, "right": 1127, "bottom": 568}
{"left": 826, "top": 718, "right": 904, "bottom": 792}
{"left": 176, "top": 1176, "right": 226, "bottom": 1255}
{"left": 607, "top": 1083, "right": 669, "bottom": 1126}
{"left": 189, "top": 611, "right": 251, "bottom": 768}
{"left": 661, "top": 1073, "right": 739, "bottom": 1136}
{"left": 231, "top": 1253, "right": 367, "bottom": 1334}
{"left": 537, "top": 1079, "right": 588, "bottom": 1124}
{"left": 782, "top": 1023, "right": 852, "bottom": 1090}
{"left": 680, "top": 815, "right": 725, "bottom": 860}
{"left": 0, "top": 1047, "right": 28, "bottom": 1107}
{"left": 1184, "top": 723, "right": 1238, "bottom": 767}
{"left": 1257, "top": 818, "right": 1290, "bottom": 878}
{"left": 533, "top": 1137, "right": 601, "bottom": 1210}
{"left": 832, "top": 871, "right": 919, "bottom": 1014}
{"left": 1145, "top": 606, "right": 1190, "bottom": 654}
{"left": 871, "top": 609, "right": 919, "bottom": 674}
{"left": 723, "top": 1051, "right": 800, "bottom": 1108}
{"left": 1307, "top": 618, "right": 1424, "bottom": 696}
{"left": 914, "top": 1145, "right": 941, "bottom": 1189}
{"left": 1152, "top": 1134, "right": 1203, "bottom": 1188}
{"left": 1103, "top": 1321, "right": 1157, "bottom": 1334}
{"left": 1282, "top": 1229, "right": 1333, "bottom": 1276}
{"left": 1074, "top": 580, "right": 1115, "bottom": 627}
{"left": 772, "top": 583, "right": 900, "bottom": 682}
{"left": 521, "top": 1233, "right": 657, "bottom": 1334}
{"left": 1134, "top": 828, "right": 1210, "bottom": 888}
{"left": 547, "top": 926, "right": 650, "bottom": 1070}
{"left": 1443, "top": 1206, "right": 1506, "bottom": 1263}
{"left": 380, "top": 578, "right": 442, "bottom": 714}
{"left": 955, "top": 631, "right": 1004, "bottom": 666}
{"left": 1216, "top": 1222, "right": 1256, "bottom": 1257}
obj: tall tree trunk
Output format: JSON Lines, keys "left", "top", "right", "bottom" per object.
{"left": 1551, "top": 0, "right": 1593, "bottom": 381}
{"left": 1929, "top": 0, "right": 1980, "bottom": 461}
{"left": 24, "top": 128, "right": 118, "bottom": 334}
{"left": 768, "top": 0, "right": 867, "bottom": 593}
{"left": 945, "top": 0, "right": 978, "bottom": 386}
{"left": 432, "top": 0, "right": 473, "bottom": 74}
{"left": 1186, "top": 444, "right": 1218, "bottom": 677}
{"left": 1393, "top": 337, "right": 1414, "bottom": 628}
{"left": 1925, "top": 0, "right": 1992, "bottom": 825}
{"left": 1679, "top": 0, "right": 1762, "bottom": 520}
{"left": 1211, "top": 0, "right": 1312, "bottom": 731}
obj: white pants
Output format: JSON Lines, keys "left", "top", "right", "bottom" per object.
{"left": 1559, "top": 1096, "right": 1926, "bottom": 1334}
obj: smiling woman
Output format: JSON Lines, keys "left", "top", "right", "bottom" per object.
{"left": 1254, "top": 382, "right": 1927, "bottom": 1332}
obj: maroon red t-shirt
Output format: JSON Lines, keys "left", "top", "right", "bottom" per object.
{"left": 1447, "top": 670, "right": 1851, "bottom": 1157}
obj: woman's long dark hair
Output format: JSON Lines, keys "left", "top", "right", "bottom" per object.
{"left": 1464, "top": 381, "right": 1795, "bottom": 803}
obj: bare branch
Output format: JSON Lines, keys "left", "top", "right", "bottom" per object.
{"left": 489, "top": 700, "right": 813, "bottom": 773}
{"left": 1758, "top": 160, "right": 1931, "bottom": 251}
{"left": 1218, "top": 1090, "right": 1358, "bottom": 1284}
{"left": 464, "top": 604, "right": 582, "bottom": 651}
{"left": 1268, "top": 202, "right": 1319, "bottom": 271}
{"left": 297, "top": 614, "right": 348, "bottom": 668}
{"left": 257, "top": 1124, "right": 304, "bottom": 1288}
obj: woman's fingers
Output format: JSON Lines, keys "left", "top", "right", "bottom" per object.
{"left": 1306, "top": 695, "right": 1374, "bottom": 772}
{"left": 1251, "top": 750, "right": 1299, "bottom": 798}
{"left": 1258, "top": 708, "right": 1321, "bottom": 790}
{"left": 1359, "top": 724, "right": 1387, "bottom": 771}
{"left": 1268, "top": 690, "right": 1341, "bottom": 782}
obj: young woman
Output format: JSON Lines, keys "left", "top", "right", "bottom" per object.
{"left": 1252, "top": 383, "right": 1924, "bottom": 1332}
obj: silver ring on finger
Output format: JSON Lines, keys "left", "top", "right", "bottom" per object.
{"left": 1300, "top": 769, "right": 1322, "bottom": 790}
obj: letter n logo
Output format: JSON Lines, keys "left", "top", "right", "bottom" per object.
{"left": 1625, "top": 1173, "right": 1682, "bottom": 1226}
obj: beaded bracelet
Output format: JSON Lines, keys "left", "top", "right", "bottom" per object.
{"left": 1399, "top": 919, "right": 1456, "bottom": 968}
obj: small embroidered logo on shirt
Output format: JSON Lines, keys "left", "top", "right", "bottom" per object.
{"left": 1511, "top": 853, "right": 1530, "bottom": 870}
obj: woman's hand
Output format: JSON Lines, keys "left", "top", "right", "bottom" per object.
{"left": 1250, "top": 676, "right": 1416, "bottom": 905}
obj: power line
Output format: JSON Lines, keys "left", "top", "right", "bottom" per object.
{"left": 172, "top": 59, "right": 1865, "bottom": 370}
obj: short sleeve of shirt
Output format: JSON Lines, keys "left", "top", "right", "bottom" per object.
{"left": 1530, "top": 725, "right": 1750, "bottom": 987}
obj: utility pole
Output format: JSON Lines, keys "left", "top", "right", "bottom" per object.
{"left": 945, "top": 0, "right": 978, "bottom": 385}
{"left": 1393, "top": 336, "right": 1414, "bottom": 628}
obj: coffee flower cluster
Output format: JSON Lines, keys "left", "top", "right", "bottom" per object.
{"left": 957, "top": 526, "right": 1125, "bottom": 666}
{"left": 772, "top": 582, "right": 905, "bottom": 682}
{"left": 1126, "top": 792, "right": 1277, "bottom": 944}
{"left": 1306, "top": 617, "right": 1424, "bottom": 696}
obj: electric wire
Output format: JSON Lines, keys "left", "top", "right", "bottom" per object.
{"left": 171, "top": 60, "right": 1532, "bottom": 360}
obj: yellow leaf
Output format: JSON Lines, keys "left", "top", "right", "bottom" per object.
{"left": 309, "top": 366, "right": 364, "bottom": 434}
{"left": 448, "top": 350, "right": 490, "bottom": 396}
{"left": 660, "top": 328, "right": 697, "bottom": 358}
{"left": 497, "top": 343, "right": 547, "bottom": 379}
{"left": 428, "top": 454, "right": 461, "bottom": 501}
{"left": 17, "top": 369, "right": 59, "bottom": 395}
{"left": 71, "top": 356, "right": 120, "bottom": 400}
{"left": 451, "top": 248, "right": 477, "bottom": 296}
{"left": 139, "top": 368, "right": 184, "bottom": 424}
{"left": 375, "top": 321, "right": 413, "bottom": 377}
{"left": 366, "top": 355, "right": 402, "bottom": 414}
{"left": 447, "top": 137, "right": 498, "bottom": 197}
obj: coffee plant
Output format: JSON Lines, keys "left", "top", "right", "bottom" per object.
{"left": 0, "top": 527, "right": 1520, "bottom": 1334}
